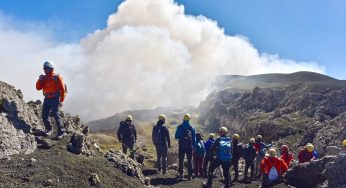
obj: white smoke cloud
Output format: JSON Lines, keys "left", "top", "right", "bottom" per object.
{"left": 0, "top": 0, "right": 325, "bottom": 121}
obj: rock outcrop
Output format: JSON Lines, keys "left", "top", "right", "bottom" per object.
{"left": 0, "top": 81, "right": 39, "bottom": 159}
{"left": 67, "top": 132, "right": 95, "bottom": 156}
{"left": 286, "top": 156, "right": 336, "bottom": 188}
{"left": 105, "top": 149, "right": 147, "bottom": 184}
{"left": 324, "top": 152, "right": 346, "bottom": 188}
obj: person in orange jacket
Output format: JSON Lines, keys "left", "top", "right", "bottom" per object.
{"left": 260, "top": 148, "right": 288, "bottom": 188}
{"left": 36, "top": 61, "right": 66, "bottom": 139}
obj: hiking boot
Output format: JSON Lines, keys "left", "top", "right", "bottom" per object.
{"left": 44, "top": 129, "right": 52, "bottom": 137}
{"left": 55, "top": 132, "right": 66, "bottom": 140}
{"left": 187, "top": 175, "right": 192, "bottom": 181}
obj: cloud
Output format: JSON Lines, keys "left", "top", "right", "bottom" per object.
{"left": 0, "top": 0, "right": 324, "bottom": 121}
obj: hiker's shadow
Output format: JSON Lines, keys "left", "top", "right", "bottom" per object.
{"left": 150, "top": 177, "right": 183, "bottom": 186}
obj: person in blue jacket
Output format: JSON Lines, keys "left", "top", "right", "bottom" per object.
{"left": 203, "top": 133, "right": 215, "bottom": 177}
{"left": 203, "top": 127, "right": 232, "bottom": 188}
{"left": 175, "top": 114, "right": 196, "bottom": 180}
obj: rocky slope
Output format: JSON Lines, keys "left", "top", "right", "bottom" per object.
{"left": 0, "top": 80, "right": 145, "bottom": 187}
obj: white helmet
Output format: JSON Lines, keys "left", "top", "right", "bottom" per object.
{"left": 43, "top": 61, "right": 55, "bottom": 69}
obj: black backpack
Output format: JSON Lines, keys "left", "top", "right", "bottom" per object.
{"left": 180, "top": 125, "right": 192, "bottom": 147}
{"left": 152, "top": 125, "right": 163, "bottom": 146}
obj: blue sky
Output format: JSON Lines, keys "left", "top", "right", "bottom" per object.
{"left": 0, "top": 0, "right": 345, "bottom": 79}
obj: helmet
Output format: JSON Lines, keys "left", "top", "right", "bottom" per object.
{"left": 232, "top": 134, "right": 240, "bottom": 140}
{"left": 269, "top": 148, "right": 277, "bottom": 157}
{"left": 249, "top": 138, "right": 255, "bottom": 143}
{"left": 256, "top": 135, "right": 263, "bottom": 140}
{"left": 305, "top": 143, "right": 314, "bottom": 152}
{"left": 126, "top": 115, "right": 133, "bottom": 121}
{"left": 209, "top": 133, "right": 215, "bottom": 138}
{"left": 183, "top": 114, "right": 191, "bottom": 121}
{"left": 158, "top": 114, "right": 166, "bottom": 121}
{"left": 43, "top": 61, "right": 55, "bottom": 69}
{"left": 343, "top": 140, "right": 346, "bottom": 147}
{"left": 220, "top": 127, "right": 228, "bottom": 134}
{"left": 281, "top": 145, "right": 289, "bottom": 153}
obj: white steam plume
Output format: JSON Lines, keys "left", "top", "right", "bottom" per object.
{"left": 0, "top": 0, "right": 324, "bottom": 121}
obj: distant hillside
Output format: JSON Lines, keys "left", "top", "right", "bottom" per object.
{"left": 87, "top": 107, "right": 197, "bottom": 133}
{"left": 199, "top": 71, "right": 346, "bottom": 157}
{"left": 214, "top": 71, "right": 344, "bottom": 91}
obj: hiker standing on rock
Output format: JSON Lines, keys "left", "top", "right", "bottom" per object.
{"left": 254, "top": 135, "right": 272, "bottom": 179}
{"left": 152, "top": 114, "right": 170, "bottom": 174}
{"left": 260, "top": 148, "right": 288, "bottom": 188}
{"left": 175, "top": 114, "right": 196, "bottom": 180}
{"left": 36, "top": 61, "right": 66, "bottom": 139}
{"left": 231, "top": 133, "right": 243, "bottom": 182}
{"left": 117, "top": 115, "right": 137, "bottom": 159}
{"left": 204, "top": 127, "right": 232, "bottom": 188}
{"left": 298, "top": 143, "right": 318, "bottom": 163}
{"left": 242, "top": 138, "right": 257, "bottom": 182}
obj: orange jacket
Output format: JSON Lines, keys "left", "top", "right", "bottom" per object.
{"left": 36, "top": 72, "right": 65, "bottom": 102}
{"left": 260, "top": 156, "right": 288, "bottom": 175}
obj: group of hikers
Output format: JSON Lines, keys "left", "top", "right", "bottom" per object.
{"left": 36, "top": 61, "right": 346, "bottom": 188}
{"left": 117, "top": 113, "right": 346, "bottom": 188}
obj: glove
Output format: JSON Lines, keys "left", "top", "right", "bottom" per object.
{"left": 39, "top": 75, "right": 45, "bottom": 81}
{"left": 59, "top": 102, "right": 63, "bottom": 108}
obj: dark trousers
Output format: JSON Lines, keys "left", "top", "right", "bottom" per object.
{"left": 203, "top": 157, "right": 213, "bottom": 176}
{"left": 205, "top": 159, "right": 231, "bottom": 188}
{"left": 178, "top": 146, "right": 193, "bottom": 176}
{"left": 194, "top": 154, "right": 204, "bottom": 177}
{"left": 244, "top": 160, "right": 255, "bottom": 180}
{"left": 42, "top": 97, "right": 64, "bottom": 134}
{"left": 122, "top": 143, "right": 135, "bottom": 159}
{"left": 231, "top": 158, "right": 239, "bottom": 180}
{"left": 156, "top": 146, "right": 168, "bottom": 173}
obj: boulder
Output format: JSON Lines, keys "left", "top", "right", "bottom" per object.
{"left": 325, "top": 152, "right": 346, "bottom": 188}
{"left": 286, "top": 156, "right": 336, "bottom": 188}
{"left": 88, "top": 173, "right": 100, "bottom": 186}
{"left": 105, "top": 150, "right": 146, "bottom": 185}
{"left": 67, "top": 133, "right": 94, "bottom": 156}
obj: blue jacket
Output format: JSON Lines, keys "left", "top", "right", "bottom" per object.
{"left": 204, "top": 138, "right": 215, "bottom": 158}
{"left": 175, "top": 121, "right": 196, "bottom": 148}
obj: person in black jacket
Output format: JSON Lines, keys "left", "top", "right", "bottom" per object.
{"left": 152, "top": 114, "right": 171, "bottom": 174}
{"left": 242, "top": 138, "right": 257, "bottom": 182}
{"left": 231, "top": 134, "right": 243, "bottom": 182}
{"left": 117, "top": 115, "right": 137, "bottom": 159}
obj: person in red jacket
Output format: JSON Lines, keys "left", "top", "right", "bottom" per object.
{"left": 280, "top": 145, "right": 294, "bottom": 167}
{"left": 260, "top": 148, "right": 288, "bottom": 188}
{"left": 298, "top": 143, "right": 319, "bottom": 163}
{"left": 36, "top": 61, "right": 66, "bottom": 139}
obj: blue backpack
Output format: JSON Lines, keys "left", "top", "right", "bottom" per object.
{"left": 195, "top": 140, "right": 205, "bottom": 157}
{"left": 217, "top": 137, "right": 232, "bottom": 162}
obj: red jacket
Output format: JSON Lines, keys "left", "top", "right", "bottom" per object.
{"left": 280, "top": 153, "right": 294, "bottom": 167}
{"left": 298, "top": 149, "right": 313, "bottom": 163}
{"left": 260, "top": 156, "right": 288, "bottom": 175}
{"left": 36, "top": 72, "right": 65, "bottom": 102}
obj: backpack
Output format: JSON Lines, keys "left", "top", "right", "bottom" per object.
{"left": 195, "top": 140, "right": 205, "bottom": 156}
{"left": 180, "top": 125, "right": 193, "bottom": 147}
{"left": 268, "top": 159, "right": 279, "bottom": 182}
{"left": 49, "top": 74, "right": 68, "bottom": 96}
{"left": 217, "top": 137, "right": 232, "bottom": 162}
{"left": 152, "top": 125, "right": 163, "bottom": 146}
